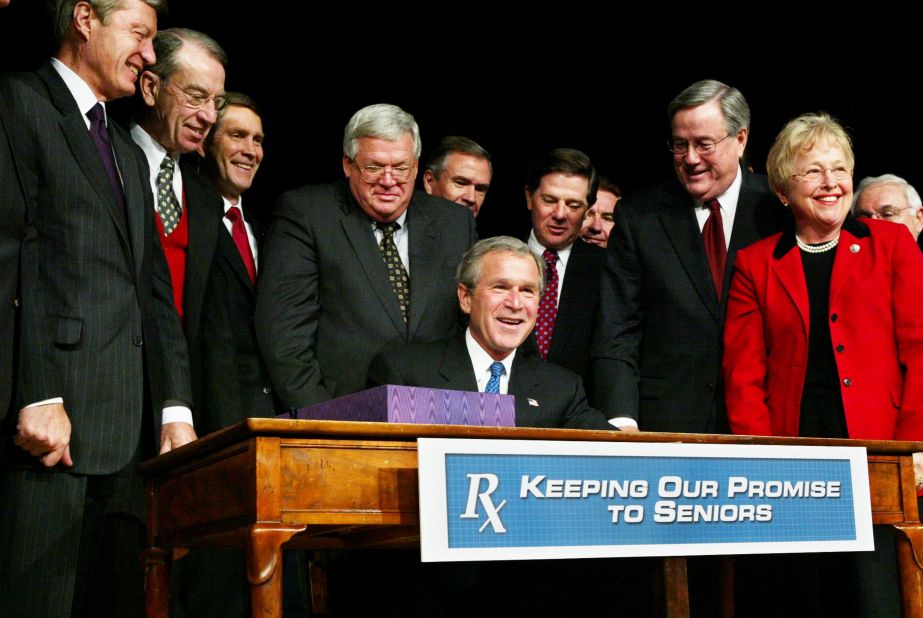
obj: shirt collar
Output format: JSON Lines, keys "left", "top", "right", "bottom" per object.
{"left": 527, "top": 229, "right": 573, "bottom": 267}
{"left": 370, "top": 209, "right": 408, "bottom": 230}
{"left": 696, "top": 164, "right": 743, "bottom": 214}
{"left": 222, "top": 195, "right": 246, "bottom": 219}
{"left": 130, "top": 123, "right": 177, "bottom": 169}
{"left": 50, "top": 57, "right": 104, "bottom": 121}
{"left": 465, "top": 328, "right": 515, "bottom": 380}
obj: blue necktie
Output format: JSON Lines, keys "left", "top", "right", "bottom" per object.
{"left": 485, "top": 361, "right": 504, "bottom": 394}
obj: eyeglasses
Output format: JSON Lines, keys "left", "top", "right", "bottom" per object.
{"left": 667, "top": 134, "right": 731, "bottom": 156}
{"left": 165, "top": 83, "right": 226, "bottom": 111}
{"left": 791, "top": 166, "right": 852, "bottom": 183}
{"left": 854, "top": 205, "right": 912, "bottom": 221}
{"left": 351, "top": 161, "right": 414, "bottom": 183}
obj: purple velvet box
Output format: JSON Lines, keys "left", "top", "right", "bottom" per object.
{"left": 285, "top": 385, "right": 516, "bottom": 427}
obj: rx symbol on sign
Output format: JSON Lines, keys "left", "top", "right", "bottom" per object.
{"left": 460, "top": 473, "right": 508, "bottom": 533}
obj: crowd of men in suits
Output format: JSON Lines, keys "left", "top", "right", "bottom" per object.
{"left": 3, "top": 1, "right": 923, "bottom": 616}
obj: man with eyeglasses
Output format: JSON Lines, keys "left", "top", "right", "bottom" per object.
{"left": 256, "top": 103, "right": 477, "bottom": 410}
{"left": 591, "top": 77, "right": 786, "bottom": 615}
{"left": 131, "top": 28, "right": 226, "bottom": 420}
{"left": 853, "top": 174, "right": 923, "bottom": 243}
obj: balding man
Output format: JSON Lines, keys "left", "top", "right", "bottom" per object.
{"left": 853, "top": 174, "right": 923, "bottom": 241}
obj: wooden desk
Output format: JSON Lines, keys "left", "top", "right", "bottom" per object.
{"left": 140, "top": 419, "right": 923, "bottom": 617}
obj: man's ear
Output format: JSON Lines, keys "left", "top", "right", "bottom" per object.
{"left": 139, "top": 70, "right": 159, "bottom": 107}
{"left": 457, "top": 283, "right": 472, "bottom": 316}
{"left": 422, "top": 169, "right": 436, "bottom": 194}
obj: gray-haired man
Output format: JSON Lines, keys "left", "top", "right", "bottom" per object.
{"left": 256, "top": 103, "right": 477, "bottom": 408}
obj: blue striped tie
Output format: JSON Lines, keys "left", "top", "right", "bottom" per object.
{"left": 485, "top": 361, "right": 504, "bottom": 394}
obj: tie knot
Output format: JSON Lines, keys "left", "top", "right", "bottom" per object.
{"left": 86, "top": 102, "right": 105, "bottom": 125}
{"left": 160, "top": 154, "right": 175, "bottom": 172}
{"left": 376, "top": 221, "right": 400, "bottom": 238}
{"left": 225, "top": 206, "right": 242, "bottom": 223}
{"left": 707, "top": 199, "right": 721, "bottom": 215}
{"left": 489, "top": 361, "right": 504, "bottom": 379}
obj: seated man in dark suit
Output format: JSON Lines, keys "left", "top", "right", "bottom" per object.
{"left": 368, "top": 236, "right": 612, "bottom": 430}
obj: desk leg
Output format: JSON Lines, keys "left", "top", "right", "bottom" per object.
{"left": 246, "top": 524, "right": 307, "bottom": 618}
{"left": 660, "top": 557, "right": 690, "bottom": 618}
{"left": 894, "top": 524, "right": 923, "bottom": 618}
{"left": 143, "top": 547, "right": 172, "bottom": 618}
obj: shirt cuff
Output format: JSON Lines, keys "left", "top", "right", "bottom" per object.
{"left": 24, "top": 397, "right": 65, "bottom": 408}
{"left": 162, "top": 406, "right": 193, "bottom": 426}
{"left": 609, "top": 416, "right": 639, "bottom": 429}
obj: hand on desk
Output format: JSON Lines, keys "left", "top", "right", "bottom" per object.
{"left": 14, "top": 402, "right": 74, "bottom": 468}
{"left": 914, "top": 452, "right": 923, "bottom": 492}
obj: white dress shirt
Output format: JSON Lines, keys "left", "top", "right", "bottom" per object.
{"left": 693, "top": 165, "right": 743, "bottom": 250}
{"left": 130, "top": 123, "right": 183, "bottom": 211}
{"left": 222, "top": 195, "right": 259, "bottom": 271}
{"left": 466, "top": 329, "right": 515, "bottom": 394}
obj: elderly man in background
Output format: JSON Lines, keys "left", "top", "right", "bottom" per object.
{"left": 422, "top": 134, "right": 492, "bottom": 217}
{"left": 256, "top": 104, "right": 477, "bottom": 410}
{"left": 853, "top": 173, "right": 923, "bottom": 242}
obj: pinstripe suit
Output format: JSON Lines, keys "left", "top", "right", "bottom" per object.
{"left": 0, "top": 92, "right": 26, "bottom": 425}
{"left": 0, "top": 62, "right": 192, "bottom": 616}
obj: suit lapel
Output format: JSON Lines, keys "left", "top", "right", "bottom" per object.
{"left": 338, "top": 185, "right": 407, "bottom": 334}
{"left": 406, "top": 198, "right": 439, "bottom": 340}
{"left": 439, "top": 335, "right": 479, "bottom": 391}
{"left": 549, "top": 243, "right": 583, "bottom": 358}
{"left": 829, "top": 225, "right": 865, "bottom": 306}
{"left": 659, "top": 199, "right": 720, "bottom": 321}
{"left": 110, "top": 125, "right": 143, "bottom": 272}
{"left": 182, "top": 164, "right": 222, "bottom": 341}
{"left": 39, "top": 64, "right": 131, "bottom": 249}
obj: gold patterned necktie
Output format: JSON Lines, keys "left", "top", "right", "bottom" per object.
{"left": 377, "top": 221, "right": 410, "bottom": 322}
{"left": 156, "top": 154, "right": 182, "bottom": 236}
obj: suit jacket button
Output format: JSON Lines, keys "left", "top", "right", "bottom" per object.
{"left": 12, "top": 297, "right": 21, "bottom": 308}
{"left": 262, "top": 387, "right": 272, "bottom": 395}
{"left": 843, "top": 378, "right": 851, "bottom": 387}
{"left": 831, "top": 313, "right": 838, "bottom": 322}
{"left": 835, "top": 344, "right": 845, "bottom": 353}
{"left": 132, "top": 335, "right": 143, "bottom": 347}
{"left": 704, "top": 383, "right": 714, "bottom": 393}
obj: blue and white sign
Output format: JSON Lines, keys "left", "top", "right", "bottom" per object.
{"left": 417, "top": 439, "right": 873, "bottom": 562}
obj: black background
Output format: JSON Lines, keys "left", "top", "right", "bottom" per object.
{"left": 2, "top": 3, "right": 920, "bottom": 238}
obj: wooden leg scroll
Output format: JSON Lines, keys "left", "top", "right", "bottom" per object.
{"left": 894, "top": 524, "right": 923, "bottom": 618}
{"left": 246, "top": 524, "right": 307, "bottom": 618}
{"left": 143, "top": 547, "right": 172, "bottom": 618}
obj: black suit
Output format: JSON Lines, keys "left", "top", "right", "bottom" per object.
{"left": 256, "top": 180, "right": 477, "bottom": 408}
{"left": 195, "top": 202, "right": 275, "bottom": 435}
{"left": 367, "top": 334, "right": 612, "bottom": 430}
{"left": 0, "top": 92, "right": 26, "bottom": 424}
{"left": 0, "top": 63, "right": 191, "bottom": 616}
{"left": 526, "top": 239, "right": 606, "bottom": 397}
{"left": 592, "top": 171, "right": 785, "bottom": 433}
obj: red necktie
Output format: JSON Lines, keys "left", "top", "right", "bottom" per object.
{"left": 535, "top": 249, "right": 559, "bottom": 360}
{"left": 702, "top": 199, "right": 726, "bottom": 298}
{"left": 225, "top": 206, "right": 256, "bottom": 285}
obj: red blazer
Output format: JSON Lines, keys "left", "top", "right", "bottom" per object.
{"left": 723, "top": 217, "right": 923, "bottom": 440}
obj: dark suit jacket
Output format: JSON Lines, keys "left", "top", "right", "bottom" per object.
{"left": 195, "top": 202, "right": 276, "bottom": 435}
{"left": 367, "top": 334, "right": 613, "bottom": 430}
{"left": 0, "top": 93, "right": 26, "bottom": 423}
{"left": 256, "top": 180, "right": 477, "bottom": 408}
{"left": 592, "top": 171, "right": 785, "bottom": 433}
{"left": 0, "top": 63, "right": 192, "bottom": 474}
{"left": 525, "top": 239, "right": 606, "bottom": 397}
{"left": 724, "top": 217, "right": 923, "bottom": 441}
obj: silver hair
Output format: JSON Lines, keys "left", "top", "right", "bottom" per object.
{"left": 853, "top": 174, "right": 922, "bottom": 213}
{"left": 51, "top": 0, "right": 167, "bottom": 45}
{"left": 343, "top": 103, "right": 421, "bottom": 160}
{"left": 425, "top": 135, "right": 491, "bottom": 178}
{"left": 456, "top": 236, "right": 545, "bottom": 295}
{"left": 147, "top": 27, "right": 227, "bottom": 82}
{"left": 668, "top": 79, "right": 751, "bottom": 135}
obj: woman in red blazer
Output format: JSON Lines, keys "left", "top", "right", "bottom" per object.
{"left": 723, "top": 113, "right": 923, "bottom": 441}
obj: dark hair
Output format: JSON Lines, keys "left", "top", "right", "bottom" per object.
{"left": 524, "top": 148, "right": 598, "bottom": 206}
{"left": 597, "top": 175, "right": 622, "bottom": 199}
{"left": 424, "top": 135, "right": 491, "bottom": 178}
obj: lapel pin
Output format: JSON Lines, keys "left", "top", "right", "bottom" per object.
{"left": 850, "top": 244, "right": 860, "bottom": 253}
{"left": 528, "top": 398, "right": 539, "bottom": 407}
